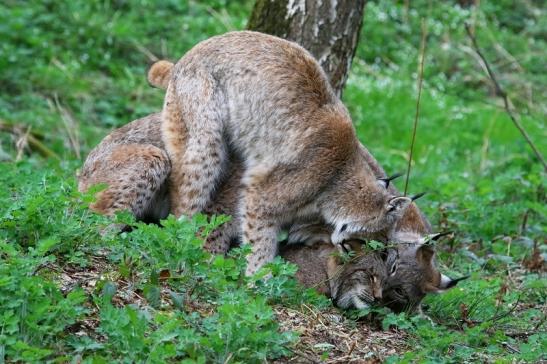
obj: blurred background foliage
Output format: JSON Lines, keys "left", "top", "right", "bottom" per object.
{"left": 0, "top": 0, "right": 545, "bottom": 362}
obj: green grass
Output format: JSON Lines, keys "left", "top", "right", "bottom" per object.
{"left": 1, "top": 0, "right": 545, "bottom": 362}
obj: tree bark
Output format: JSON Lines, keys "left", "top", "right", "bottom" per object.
{"left": 247, "top": 0, "right": 366, "bottom": 97}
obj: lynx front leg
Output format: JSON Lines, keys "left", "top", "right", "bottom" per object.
{"left": 162, "top": 74, "right": 226, "bottom": 217}
{"left": 241, "top": 160, "right": 335, "bottom": 275}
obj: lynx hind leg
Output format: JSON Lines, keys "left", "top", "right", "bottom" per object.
{"left": 82, "top": 144, "right": 171, "bottom": 223}
{"left": 203, "top": 217, "right": 239, "bottom": 255}
{"left": 202, "top": 161, "right": 245, "bottom": 255}
{"left": 202, "top": 197, "right": 240, "bottom": 256}
{"left": 240, "top": 186, "right": 280, "bottom": 277}
{"left": 162, "top": 74, "right": 227, "bottom": 217}
{"left": 287, "top": 222, "right": 332, "bottom": 246}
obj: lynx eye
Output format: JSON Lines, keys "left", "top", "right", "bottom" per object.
{"left": 393, "top": 287, "right": 405, "bottom": 298}
{"left": 389, "top": 263, "right": 398, "bottom": 276}
{"left": 371, "top": 275, "right": 377, "bottom": 283}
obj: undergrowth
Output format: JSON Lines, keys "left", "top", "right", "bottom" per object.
{"left": 0, "top": 0, "right": 545, "bottom": 362}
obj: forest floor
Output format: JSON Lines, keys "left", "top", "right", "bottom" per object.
{"left": 0, "top": 1, "right": 545, "bottom": 362}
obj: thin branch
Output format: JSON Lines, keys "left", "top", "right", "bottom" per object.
{"left": 404, "top": 19, "right": 427, "bottom": 195}
{"left": 464, "top": 23, "right": 546, "bottom": 172}
{"left": 0, "top": 120, "right": 61, "bottom": 160}
{"left": 283, "top": 346, "right": 322, "bottom": 364}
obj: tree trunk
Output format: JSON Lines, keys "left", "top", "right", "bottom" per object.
{"left": 247, "top": 0, "right": 366, "bottom": 97}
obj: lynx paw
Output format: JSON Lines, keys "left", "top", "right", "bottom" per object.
{"left": 352, "top": 296, "right": 371, "bottom": 310}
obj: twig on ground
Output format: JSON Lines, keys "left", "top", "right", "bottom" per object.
{"left": 500, "top": 341, "right": 521, "bottom": 354}
{"left": 53, "top": 95, "right": 81, "bottom": 160}
{"left": 404, "top": 18, "right": 427, "bottom": 195}
{"left": 132, "top": 40, "right": 159, "bottom": 62}
{"left": 464, "top": 23, "right": 546, "bottom": 172}
{"left": 283, "top": 346, "right": 322, "bottom": 364}
{"left": 346, "top": 340, "right": 357, "bottom": 356}
{"left": 0, "top": 120, "right": 61, "bottom": 160}
{"left": 15, "top": 125, "right": 31, "bottom": 161}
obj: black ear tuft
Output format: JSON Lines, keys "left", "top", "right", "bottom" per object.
{"left": 378, "top": 172, "right": 403, "bottom": 189}
{"left": 410, "top": 192, "right": 427, "bottom": 201}
{"left": 446, "top": 275, "right": 469, "bottom": 288}
{"left": 430, "top": 231, "right": 453, "bottom": 241}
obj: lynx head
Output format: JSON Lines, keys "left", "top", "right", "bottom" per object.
{"left": 327, "top": 240, "right": 399, "bottom": 310}
{"left": 326, "top": 170, "right": 423, "bottom": 245}
{"left": 381, "top": 233, "right": 468, "bottom": 313}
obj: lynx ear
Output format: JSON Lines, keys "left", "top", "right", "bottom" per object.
{"left": 424, "top": 274, "right": 469, "bottom": 293}
{"left": 335, "top": 239, "right": 363, "bottom": 262}
{"left": 415, "top": 244, "right": 435, "bottom": 265}
{"left": 386, "top": 196, "right": 412, "bottom": 214}
{"left": 380, "top": 248, "right": 399, "bottom": 276}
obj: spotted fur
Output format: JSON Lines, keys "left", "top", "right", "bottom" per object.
{"left": 161, "top": 31, "right": 412, "bottom": 275}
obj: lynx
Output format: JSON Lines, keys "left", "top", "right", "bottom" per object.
{"left": 161, "top": 31, "right": 413, "bottom": 275}
{"left": 78, "top": 111, "right": 243, "bottom": 254}
{"left": 78, "top": 112, "right": 171, "bottom": 223}
{"left": 280, "top": 240, "right": 398, "bottom": 309}
{"left": 80, "top": 55, "right": 466, "bottom": 313}
{"left": 381, "top": 231, "right": 468, "bottom": 313}
{"left": 149, "top": 58, "right": 431, "bottom": 251}
{"left": 280, "top": 236, "right": 466, "bottom": 312}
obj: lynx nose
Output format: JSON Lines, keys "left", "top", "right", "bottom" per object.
{"left": 373, "top": 287, "right": 383, "bottom": 300}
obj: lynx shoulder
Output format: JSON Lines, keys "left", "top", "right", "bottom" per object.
{"left": 161, "top": 31, "right": 413, "bottom": 275}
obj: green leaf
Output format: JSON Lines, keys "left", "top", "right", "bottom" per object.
{"left": 101, "top": 281, "right": 117, "bottom": 303}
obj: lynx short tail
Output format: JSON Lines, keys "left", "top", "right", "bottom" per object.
{"left": 147, "top": 60, "right": 174, "bottom": 89}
